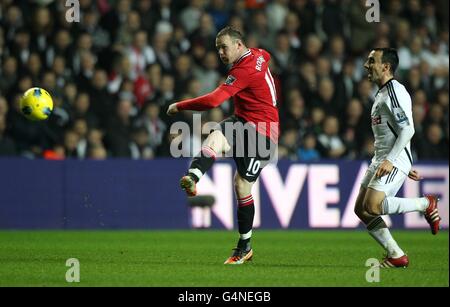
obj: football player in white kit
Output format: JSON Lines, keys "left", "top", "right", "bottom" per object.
{"left": 354, "top": 48, "right": 442, "bottom": 268}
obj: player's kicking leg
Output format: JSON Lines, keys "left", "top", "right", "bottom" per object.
{"left": 180, "top": 130, "right": 231, "bottom": 197}
{"left": 354, "top": 186, "right": 409, "bottom": 268}
{"left": 224, "top": 172, "right": 255, "bottom": 264}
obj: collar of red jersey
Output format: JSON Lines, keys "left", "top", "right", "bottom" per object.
{"left": 234, "top": 49, "right": 252, "bottom": 65}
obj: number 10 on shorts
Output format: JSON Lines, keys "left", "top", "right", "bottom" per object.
{"left": 247, "top": 158, "right": 261, "bottom": 177}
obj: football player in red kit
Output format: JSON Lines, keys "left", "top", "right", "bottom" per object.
{"left": 167, "top": 26, "right": 279, "bottom": 264}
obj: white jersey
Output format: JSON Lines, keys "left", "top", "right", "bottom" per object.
{"left": 370, "top": 79, "right": 414, "bottom": 175}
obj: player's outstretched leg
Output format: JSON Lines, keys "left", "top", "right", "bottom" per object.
{"left": 354, "top": 187, "right": 409, "bottom": 268}
{"left": 181, "top": 130, "right": 231, "bottom": 197}
{"left": 365, "top": 191, "right": 442, "bottom": 235}
{"left": 224, "top": 173, "right": 254, "bottom": 264}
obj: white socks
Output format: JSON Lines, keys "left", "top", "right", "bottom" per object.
{"left": 381, "top": 197, "right": 429, "bottom": 215}
{"left": 365, "top": 196, "right": 428, "bottom": 258}
{"left": 369, "top": 196, "right": 429, "bottom": 258}
{"left": 369, "top": 228, "right": 405, "bottom": 258}
{"left": 367, "top": 217, "right": 405, "bottom": 258}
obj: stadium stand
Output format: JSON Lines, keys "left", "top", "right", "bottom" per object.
{"left": 0, "top": 0, "right": 448, "bottom": 161}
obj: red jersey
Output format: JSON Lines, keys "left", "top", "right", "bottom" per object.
{"left": 176, "top": 48, "right": 279, "bottom": 142}
{"left": 220, "top": 48, "right": 279, "bottom": 142}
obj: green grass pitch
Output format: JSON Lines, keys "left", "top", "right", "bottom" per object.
{"left": 0, "top": 230, "right": 447, "bottom": 287}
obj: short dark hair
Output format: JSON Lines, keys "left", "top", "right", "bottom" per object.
{"left": 374, "top": 48, "right": 399, "bottom": 75}
{"left": 216, "top": 26, "right": 246, "bottom": 44}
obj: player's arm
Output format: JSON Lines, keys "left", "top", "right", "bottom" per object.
{"left": 376, "top": 86, "right": 415, "bottom": 177}
{"left": 385, "top": 86, "right": 415, "bottom": 163}
{"left": 167, "top": 87, "right": 231, "bottom": 115}
{"left": 167, "top": 68, "right": 249, "bottom": 115}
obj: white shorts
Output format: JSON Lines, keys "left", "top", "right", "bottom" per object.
{"left": 361, "top": 162, "right": 407, "bottom": 197}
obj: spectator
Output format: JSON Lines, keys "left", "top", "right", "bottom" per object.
{"left": 153, "top": 29, "right": 173, "bottom": 73}
{"left": 115, "top": 10, "right": 142, "bottom": 48}
{"left": 72, "top": 118, "right": 90, "bottom": 159}
{"left": 80, "top": 9, "right": 110, "bottom": 50}
{"left": 298, "top": 133, "right": 320, "bottom": 162}
{"left": 108, "top": 54, "right": 132, "bottom": 95}
{"left": 125, "top": 30, "right": 156, "bottom": 80}
{"left": 208, "top": 0, "right": 230, "bottom": 31}
{"left": 2, "top": 5, "right": 24, "bottom": 45}
{"left": 272, "top": 30, "right": 297, "bottom": 72}
{"left": 333, "top": 58, "right": 358, "bottom": 105}
{"left": 174, "top": 54, "right": 194, "bottom": 95}
{"left": 418, "top": 123, "right": 449, "bottom": 159}
{"left": 302, "top": 34, "right": 323, "bottom": 63}
{"left": 193, "top": 51, "right": 221, "bottom": 95}
{"left": 99, "top": 0, "right": 132, "bottom": 43}
{"left": 248, "top": 10, "right": 275, "bottom": 51}
{"left": 128, "top": 125, "right": 153, "bottom": 159}
{"left": 46, "top": 29, "right": 72, "bottom": 68}
{"left": 169, "top": 25, "right": 191, "bottom": 57}
{"left": 135, "top": 102, "right": 167, "bottom": 152}
{"left": 25, "top": 53, "right": 42, "bottom": 86}
{"left": 309, "top": 106, "right": 325, "bottom": 136}
{"left": 189, "top": 13, "right": 217, "bottom": 52}
{"left": 30, "top": 6, "right": 52, "bottom": 55}
{"left": 341, "top": 98, "right": 369, "bottom": 158}
{"left": 317, "top": 115, "right": 346, "bottom": 159}
{"left": 282, "top": 11, "right": 301, "bottom": 50}
{"left": 63, "top": 130, "right": 80, "bottom": 158}
{"left": 179, "top": 0, "right": 205, "bottom": 35}
{"left": 9, "top": 27, "right": 31, "bottom": 68}
{"left": 137, "top": 0, "right": 158, "bottom": 35}
{"left": 280, "top": 89, "right": 308, "bottom": 134}
{"left": 278, "top": 128, "right": 299, "bottom": 160}
{"left": 71, "top": 33, "right": 94, "bottom": 75}
{"left": 266, "top": 0, "right": 289, "bottom": 33}
{"left": 312, "top": 77, "right": 339, "bottom": 115}
{"left": 51, "top": 55, "right": 71, "bottom": 91}
{"left": 88, "top": 69, "right": 114, "bottom": 128}
{"left": 0, "top": 56, "right": 18, "bottom": 96}
{"left": 154, "top": 74, "right": 175, "bottom": 109}
{"left": 104, "top": 98, "right": 134, "bottom": 157}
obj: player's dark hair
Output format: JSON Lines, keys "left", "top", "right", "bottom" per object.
{"left": 216, "top": 26, "right": 246, "bottom": 45}
{"left": 374, "top": 48, "right": 399, "bottom": 75}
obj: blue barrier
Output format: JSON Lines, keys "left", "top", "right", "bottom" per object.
{"left": 0, "top": 158, "right": 448, "bottom": 229}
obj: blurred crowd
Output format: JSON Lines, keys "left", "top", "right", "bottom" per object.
{"left": 0, "top": 0, "right": 448, "bottom": 161}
